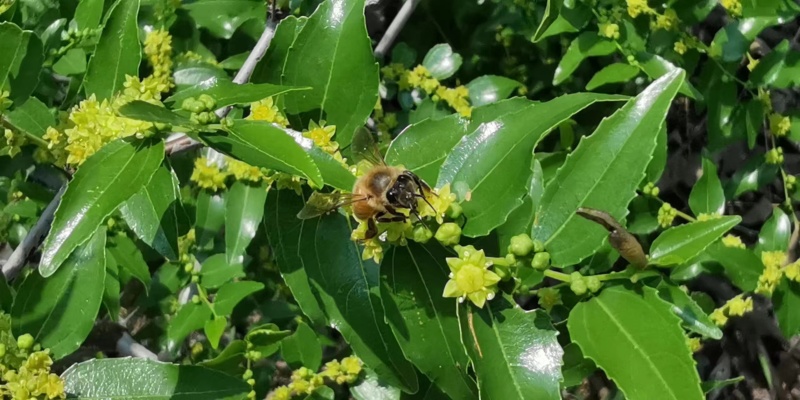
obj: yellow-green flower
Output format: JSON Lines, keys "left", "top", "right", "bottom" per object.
{"left": 190, "top": 156, "right": 228, "bottom": 192}
{"left": 720, "top": 0, "right": 742, "bottom": 16}
{"left": 226, "top": 157, "right": 264, "bottom": 183}
{"left": 248, "top": 97, "right": 288, "bottom": 127}
{"left": 599, "top": 23, "right": 620, "bottom": 39}
{"left": 721, "top": 234, "right": 745, "bottom": 249}
{"left": 274, "top": 172, "right": 305, "bottom": 194}
{"left": 303, "top": 120, "right": 338, "bottom": 154}
{"left": 674, "top": 40, "right": 688, "bottom": 55}
{"left": 766, "top": 147, "right": 784, "bottom": 165}
{"left": 652, "top": 9, "right": 679, "bottom": 30}
{"left": 785, "top": 261, "right": 800, "bottom": 282}
{"left": 538, "top": 287, "right": 562, "bottom": 312}
{"left": 434, "top": 85, "right": 472, "bottom": 117}
{"left": 746, "top": 52, "right": 760, "bottom": 71}
{"left": 0, "top": 0, "right": 13, "bottom": 15}
{"left": 769, "top": 113, "right": 791, "bottom": 137}
{"left": 710, "top": 294, "right": 753, "bottom": 326}
{"left": 626, "top": 0, "right": 653, "bottom": 18}
{"left": 418, "top": 183, "right": 456, "bottom": 224}
{"left": 3, "top": 129, "right": 24, "bottom": 158}
{"left": 687, "top": 337, "right": 702, "bottom": 352}
{"left": 657, "top": 203, "right": 677, "bottom": 228}
{"left": 442, "top": 245, "right": 501, "bottom": 308}
{"left": 697, "top": 212, "right": 721, "bottom": 221}
{"left": 380, "top": 63, "right": 406, "bottom": 81}
{"left": 361, "top": 238, "right": 384, "bottom": 264}
{"left": 756, "top": 251, "right": 786, "bottom": 295}
{"left": 143, "top": 28, "right": 174, "bottom": 91}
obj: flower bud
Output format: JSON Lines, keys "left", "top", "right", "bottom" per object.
{"left": 570, "top": 272, "right": 587, "bottom": 295}
{"left": 508, "top": 234, "right": 535, "bottom": 257}
{"left": 410, "top": 224, "right": 433, "bottom": 243}
{"left": 586, "top": 276, "right": 602, "bottom": 293}
{"left": 17, "top": 334, "right": 34, "bottom": 350}
{"left": 531, "top": 252, "right": 550, "bottom": 270}
{"left": 435, "top": 223, "right": 462, "bottom": 246}
{"left": 243, "top": 369, "right": 253, "bottom": 380}
{"left": 198, "top": 94, "right": 216, "bottom": 110}
{"left": 446, "top": 202, "right": 463, "bottom": 218}
{"left": 191, "top": 275, "right": 200, "bottom": 283}
{"left": 533, "top": 239, "right": 544, "bottom": 253}
{"left": 191, "top": 295, "right": 200, "bottom": 304}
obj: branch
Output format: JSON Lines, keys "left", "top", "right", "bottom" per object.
{"left": 373, "top": 0, "right": 421, "bottom": 59}
{"left": 2, "top": 185, "right": 66, "bottom": 281}
{"left": 116, "top": 332, "right": 158, "bottom": 360}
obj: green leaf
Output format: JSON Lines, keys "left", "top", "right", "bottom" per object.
{"left": 174, "top": 60, "right": 231, "bottom": 90}
{"left": 0, "top": 273, "right": 13, "bottom": 312}
{"left": 704, "top": 243, "right": 762, "bottom": 292}
{"left": 554, "top": 32, "right": 616, "bottom": 85}
{"left": 755, "top": 207, "right": 792, "bottom": 253}
{"left": 108, "top": 234, "right": 152, "bottom": 289}
{"left": 196, "top": 191, "right": 225, "bottom": 247}
{"left": 73, "top": 0, "right": 104, "bottom": 29}
{"left": 264, "top": 190, "right": 419, "bottom": 393}
{"left": 53, "top": 48, "right": 87, "bottom": 76}
{"left": 103, "top": 250, "right": 121, "bottom": 320}
{"left": 704, "top": 66, "right": 738, "bottom": 151}
{"left": 245, "top": 324, "right": 292, "bottom": 356}
{"left": 750, "top": 40, "right": 800, "bottom": 88}
{"left": 351, "top": 369, "right": 402, "bottom": 400}
{"left": 200, "top": 120, "right": 323, "bottom": 187}
{"left": 281, "top": 321, "right": 322, "bottom": 371}
{"left": 199, "top": 340, "right": 247, "bottom": 374}
{"left": 645, "top": 124, "right": 667, "bottom": 184}
{"left": 214, "top": 281, "right": 264, "bottom": 316}
{"left": 439, "top": 93, "right": 626, "bottom": 237}
{"left": 422, "top": 44, "right": 462, "bottom": 80}
{"left": 205, "top": 316, "right": 227, "bottom": 350}
{"left": 184, "top": 0, "right": 265, "bottom": 40}
{"left": 282, "top": 128, "right": 356, "bottom": 191}
{"left": 117, "top": 101, "right": 194, "bottom": 126}
{"left": 200, "top": 254, "right": 245, "bottom": 289}
{"left": 636, "top": 53, "right": 700, "bottom": 100}
{"left": 40, "top": 138, "right": 164, "bottom": 277}
{"left": 168, "top": 302, "right": 213, "bottom": 349}
{"left": 533, "top": 70, "right": 684, "bottom": 266}
{"left": 165, "top": 81, "right": 309, "bottom": 108}
{"left": 12, "top": 228, "right": 106, "bottom": 360}
{"left": 569, "top": 285, "right": 704, "bottom": 400}
{"left": 688, "top": 157, "right": 725, "bottom": 216}
{"left": 252, "top": 16, "right": 306, "bottom": 85}
{"left": 84, "top": 0, "right": 141, "bottom": 100}
{"left": 532, "top": 0, "right": 590, "bottom": 42}
{"left": 774, "top": 280, "right": 800, "bottom": 337}
{"left": 586, "top": 63, "right": 641, "bottom": 90}
{"left": 385, "top": 113, "right": 469, "bottom": 185}
{"left": 649, "top": 216, "right": 742, "bottom": 267}
{"left": 4, "top": 97, "right": 53, "bottom": 141}
{"left": 120, "top": 162, "right": 189, "bottom": 261}
{"left": 561, "top": 343, "right": 595, "bottom": 388}
{"left": 461, "top": 297, "right": 562, "bottom": 400}
{"left": 710, "top": 17, "right": 790, "bottom": 62}
{"left": 225, "top": 181, "right": 268, "bottom": 265}
{"left": 702, "top": 377, "right": 745, "bottom": 394}
{"left": 281, "top": 0, "right": 378, "bottom": 147}
{"left": 723, "top": 155, "right": 779, "bottom": 198}
{"left": 745, "top": 100, "right": 763, "bottom": 149}
{"left": 465, "top": 76, "right": 522, "bottom": 107}
{"left": 381, "top": 244, "right": 478, "bottom": 399}
{"left": 0, "top": 22, "right": 43, "bottom": 103}
{"left": 62, "top": 358, "right": 250, "bottom": 399}
{"left": 263, "top": 190, "right": 327, "bottom": 326}
{"left": 657, "top": 281, "right": 723, "bottom": 339}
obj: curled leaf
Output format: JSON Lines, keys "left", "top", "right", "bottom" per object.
{"left": 576, "top": 207, "right": 647, "bottom": 268}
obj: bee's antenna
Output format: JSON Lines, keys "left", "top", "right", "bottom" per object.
{"left": 415, "top": 194, "right": 437, "bottom": 214}
{"left": 411, "top": 208, "right": 433, "bottom": 234}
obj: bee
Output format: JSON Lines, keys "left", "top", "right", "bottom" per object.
{"left": 296, "top": 128, "right": 436, "bottom": 240}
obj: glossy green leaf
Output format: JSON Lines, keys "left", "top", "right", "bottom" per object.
{"left": 108, "top": 234, "right": 152, "bottom": 289}
{"left": 657, "top": 281, "right": 722, "bottom": 339}
{"left": 439, "top": 93, "right": 626, "bottom": 237}
{"left": 84, "top": 0, "right": 141, "bottom": 100}
{"left": 196, "top": 191, "right": 225, "bottom": 247}
{"left": 465, "top": 76, "right": 522, "bottom": 107}
{"left": 688, "top": 157, "right": 725, "bottom": 216}
{"left": 40, "top": 138, "right": 164, "bottom": 277}
{"left": 263, "top": 190, "right": 327, "bottom": 325}
{"left": 281, "top": 321, "right": 322, "bottom": 371}
{"left": 751, "top": 40, "right": 800, "bottom": 88}
{"left": 0, "top": 22, "right": 43, "bottom": 103}
{"left": 774, "top": 280, "right": 800, "bottom": 337}
{"left": 627, "top": 197, "right": 661, "bottom": 235}
{"left": 120, "top": 162, "right": 188, "bottom": 261}
{"left": 165, "top": 81, "right": 309, "bottom": 108}
{"left": 723, "top": 155, "right": 779, "bottom": 198}
{"left": 644, "top": 125, "right": 667, "bottom": 185}
{"left": 173, "top": 60, "right": 231, "bottom": 91}
{"left": 205, "top": 316, "right": 227, "bottom": 350}
{"left": 422, "top": 44, "right": 462, "bottom": 80}
{"left": 561, "top": 343, "right": 595, "bottom": 388}
{"left": 62, "top": 358, "right": 250, "bottom": 399}
{"left": 282, "top": 128, "right": 356, "bottom": 191}
{"left": 251, "top": 16, "right": 306, "bottom": 85}
{"left": 745, "top": 100, "right": 763, "bottom": 149}
{"left": 461, "top": 297, "right": 562, "bottom": 400}
{"left": 12, "top": 228, "right": 106, "bottom": 360}
{"left": 103, "top": 250, "right": 121, "bottom": 320}
{"left": 586, "top": 63, "right": 640, "bottom": 90}
{"left": 636, "top": 53, "right": 700, "bottom": 99}
{"left": 756, "top": 207, "right": 792, "bottom": 253}
{"left": 184, "top": 0, "right": 265, "bottom": 40}
{"left": 245, "top": 323, "right": 292, "bottom": 356}
{"left": 281, "top": 0, "right": 378, "bottom": 147}
{"left": 382, "top": 244, "right": 478, "bottom": 399}
{"left": 200, "top": 254, "right": 245, "bottom": 289}
{"left": 386, "top": 114, "right": 469, "bottom": 185}
{"left": 73, "top": 0, "right": 104, "bottom": 29}
{"left": 533, "top": 70, "right": 683, "bottom": 266}
{"left": 225, "top": 181, "right": 268, "bottom": 265}
{"left": 704, "top": 243, "right": 761, "bottom": 291}
{"left": 649, "top": 216, "right": 742, "bottom": 267}
{"left": 4, "top": 97, "right": 53, "bottom": 140}
{"left": 52, "top": 48, "right": 87, "bottom": 76}
{"left": 533, "top": 0, "right": 590, "bottom": 42}
{"left": 569, "top": 285, "right": 704, "bottom": 400}
{"left": 117, "top": 101, "right": 194, "bottom": 126}
{"left": 200, "top": 120, "right": 323, "bottom": 187}
{"left": 214, "top": 281, "right": 264, "bottom": 316}
{"left": 554, "top": 32, "right": 616, "bottom": 85}
{"left": 710, "top": 17, "right": 790, "bottom": 62}
{"left": 351, "top": 369, "right": 402, "bottom": 400}
{"left": 168, "top": 302, "right": 213, "bottom": 349}
{"left": 199, "top": 340, "right": 247, "bottom": 374}
{"left": 264, "top": 190, "right": 418, "bottom": 393}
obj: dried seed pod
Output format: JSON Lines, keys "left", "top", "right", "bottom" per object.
{"left": 576, "top": 207, "right": 648, "bottom": 268}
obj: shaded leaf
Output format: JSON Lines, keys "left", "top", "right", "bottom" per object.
{"left": 84, "top": 0, "right": 141, "bottom": 99}
{"left": 751, "top": 40, "right": 800, "bottom": 88}
{"left": 422, "top": 44, "right": 462, "bottom": 80}
{"left": 774, "top": 280, "right": 800, "bottom": 337}
{"left": 103, "top": 250, "right": 120, "bottom": 320}
{"left": 167, "top": 302, "right": 213, "bottom": 349}
{"left": 196, "top": 191, "right": 225, "bottom": 247}
{"left": 465, "top": 76, "right": 522, "bottom": 107}
{"left": 281, "top": 321, "right": 322, "bottom": 371}
{"left": 704, "top": 243, "right": 762, "bottom": 292}
{"left": 200, "top": 254, "right": 245, "bottom": 289}
{"left": 117, "top": 101, "right": 194, "bottom": 126}
{"left": 649, "top": 216, "right": 742, "bottom": 267}
{"left": 165, "top": 81, "right": 309, "bottom": 108}
{"left": 225, "top": 181, "right": 269, "bottom": 264}
{"left": 561, "top": 343, "right": 595, "bottom": 388}
{"left": 688, "top": 157, "right": 725, "bottom": 216}
{"left": 214, "top": 281, "right": 264, "bottom": 316}
{"left": 184, "top": 0, "right": 265, "bottom": 39}
{"left": 755, "top": 207, "right": 792, "bottom": 253}
{"left": 4, "top": 97, "right": 54, "bottom": 139}
{"left": 0, "top": 22, "right": 43, "bottom": 103}
{"left": 586, "top": 63, "right": 640, "bottom": 90}
{"left": 657, "top": 281, "right": 723, "bottom": 339}
{"left": 554, "top": 32, "right": 616, "bottom": 85}
{"left": 108, "top": 234, "right": 152, "bottom": 289}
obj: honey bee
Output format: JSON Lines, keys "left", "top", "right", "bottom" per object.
{"left": 297, "top": 128, "right": 435, "bottom": 240}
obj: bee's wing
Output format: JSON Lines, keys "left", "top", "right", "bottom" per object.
{"left": 351, "top": 127, "right": 386, "bottom": 167}
{"left": 296, "top": 192, "right": 366, "bottom": 219}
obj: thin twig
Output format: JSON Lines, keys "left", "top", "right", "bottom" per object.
{"left": 116, "top": 332, "right": 158, "bottom": 360}
{"left": 373, "top": 0, "right": 421, "bottom": 58}
{"left": 2, "top": 185, "right": 66, "bottom": 281}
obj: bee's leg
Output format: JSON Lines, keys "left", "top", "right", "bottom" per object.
{"left": 376, "top": 215, "right": 407, "bottom": 223}
{"left": 404, "top": 171, "right": 436, "bottom": 197}
{"left": 365, "top": 218, "right": 378, "bottom": 240}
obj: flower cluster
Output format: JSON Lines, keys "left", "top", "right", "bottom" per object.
{"left": 372, "top": 100, "right": 398, "bottom": 137}
{"left": 657, "top": 203, "right": 677, "bottom": 228}
{"left": 4, "top": 129, "right": 24, "bottom": 158}
{"left": 599, "top": 23, "right": 620, "bottom": 40}
{"left": 642, "top": 182, "right": 660, "bottom": 197}
{"left": 756, "top": 251, "right": 786, "bottom": 295}
{"left": 303, "top": 120, "right": 338, "bottom": 154}
{"left": 143, "top": 28, "right": 174, "bottom": 91}
{"left": 687, "top": 337, "right": 702, "bottom": 353}
{"left": 226, "top": 157, "right": 265, "bottom": 183}
{"left": 180, "top": 94, "right": 218, "bottom": 125}
{"left": 248, "top": 97, "right": 289, "bottom": 127}
{"left": 270, "top": 356, "right": 362, "bottom": 400}
{"left": 537, "top": 287, "right": 562, "bottom": 312}
{"left": 720, "top": 0, "right": 743, "bottom": 17}
{"left": 0, "top": 313, "right": 64, "bottom": 399}
{"left": 442, "top": 245, "right": 501, "bottom": 308}
{"left": 626, "top": 0, "right": 653, "bottom": 18}
{"left": 651, "top": 9, "right": 679, "bottom": 31}
{"left": 769, "top": 113, "right": 791, "bottom": 137}
{"left": 721, "top": 234, "right": 745, "bottom": 249}
{"left": 190, "top": 156, "right": 228, "bottom": 192}
{"left": 696, "top": 212, "right": 721, "bottom": 222}
{"left": 766, "top": 147, "right": 784, "bottom": 165}
{"left": 382, "top": 64, "right": 472, "bottom": 118}
{"left": 709, "top": 294, "right": 753, "bottom": 326}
